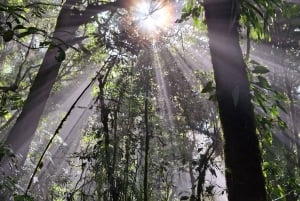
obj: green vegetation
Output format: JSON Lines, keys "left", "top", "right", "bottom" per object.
{"left": 0, "top": 0, "right": 299, "bottom": 201}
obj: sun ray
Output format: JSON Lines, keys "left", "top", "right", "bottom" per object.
{"left": 152, "top": 48, "right": 175, "bottom": 130}
{"left": 131, "top": 0, "right": 175, "bottom": 39}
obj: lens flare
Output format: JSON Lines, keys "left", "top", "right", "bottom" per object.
{"left": 131, "top": 0, "right": 174, "bottom": 39}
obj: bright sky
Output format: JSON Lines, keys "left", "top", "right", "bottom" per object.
{"left": 131, "top": 0, "right": 175, "bottom": 39}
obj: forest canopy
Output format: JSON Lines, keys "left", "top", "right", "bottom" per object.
{"left": 0, "top": 0, "right": 299, "bottom": 201}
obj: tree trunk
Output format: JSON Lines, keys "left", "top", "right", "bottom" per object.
{"left": 2, "top": 0, "right": 78, "bottom": 169}
{"left": 143, "top": 51, "right": 151, "bottom": 201}
{"left": 1, "top": 0, "right": 121, "bottom": 169}
{"left": 204, "top": 0, "right": 267, "bottom": 201}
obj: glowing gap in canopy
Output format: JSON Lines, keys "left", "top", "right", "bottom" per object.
{"left": 131, "top": 0, "right": 174, "bottom": 39}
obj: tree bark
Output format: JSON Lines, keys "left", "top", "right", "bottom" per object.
{"left": 1, "top": 0, "right": 121, "bottom": 169}
{"left": 204, "top": 0, "right": 267, "bottom": 201}
{"left": 2, "top": 0, "right": 78, "bottom": 169}
{"left": 143, "top": 49, "right": 151, "bottom": 201}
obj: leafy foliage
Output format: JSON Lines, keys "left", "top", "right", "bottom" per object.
{"left": 0, "top": 2, "right": 51, "bottom": 42}
{"left": 0, "top": 0, "right": 299, "bottom": 201}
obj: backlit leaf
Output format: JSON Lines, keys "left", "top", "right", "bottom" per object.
{"left": 252, "top": 65, "right": 270, "bottom": 74}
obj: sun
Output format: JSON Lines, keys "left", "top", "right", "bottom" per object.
{"left": 131, "top": 0, "right": 174, "bottom": 39}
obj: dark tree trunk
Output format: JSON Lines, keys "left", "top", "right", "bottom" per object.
{"left": 2, "top": 0, "right": 79, "bottom": 169}
{"left": 204, "top": 0, "right": 267, "bottom": 201}
{"left": 99, "top": 78, "right": 117, "bottom": 201}
{"left": 143, "top": 49, "right": 152, "bottom": 201}
{"left": 1, "top": 0, "right": 121, "bottom": 169}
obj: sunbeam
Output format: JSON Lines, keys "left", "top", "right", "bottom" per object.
{"left": 131, "top": 0, "right": 175, "bottom": 39}
{"left": 1, "top": 1, "right": 299, "bottom": 200}
{"left": 153, "top": 48, "right": 175, "bottom": 130}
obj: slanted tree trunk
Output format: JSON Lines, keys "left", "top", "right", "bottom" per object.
{"left": 204, "top": 0, "right": 267, "bottom": 201}
{"left": 1, "top": 0, "right": 122, "bottom": 169}
{"left": 2, "top": 0, "right": 79, "bottom": 169}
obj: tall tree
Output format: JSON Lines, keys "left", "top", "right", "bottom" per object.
{"left": 204, "top": 0, "right": 267, "bottom": 200}
{"left": 1, "top": 0, "right": 124, "bottom": 169}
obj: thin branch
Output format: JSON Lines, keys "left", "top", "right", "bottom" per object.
{"left": 13, "top": 40, "right": 40, "bottom": 50}
{"left": 14, "top": 35, "right": 34, "bottom": 87}
{"left": 25, "top": 68, "right": 101, "bottom": 195}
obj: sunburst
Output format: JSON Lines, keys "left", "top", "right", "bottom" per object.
{"left": 131, "top": 0, "right": 174, "bottom": 39}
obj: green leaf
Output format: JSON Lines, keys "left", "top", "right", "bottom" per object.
{"left": 270, "top": 105, "right": 279, "bottom": 117}
{"left": 3, "top": 30, "right": 14, "bottom": 42}
{"left": 14, "top": 194, "right": 34, "bottom": 201}
{"left": 277, "top": 117, "right": 287, "bottom": 130}
{"left": 265, "top": 130, "right": 273, "bottom": 145}
{"left": 201, "top": 81, "right": 214, "bottom": 93}
{"left": 4, "top": 112, "right": 12, "bottom": 120}
{"left": 191, "top": 6, "right": 201, "bottom": 18}
{"left": 0, "top": 107, "right": 9, "bottom": 117}
{"left": 13, "top": 25, "right": 26, "bottom": 30}
{"left": 277, "top": 184, "right": 285, "bottom": 197}
{"left": 255, "top": 95, "right": 268, "bottom": 113}
{"left": 13, "top": 13, "right": 28, "bottom": 23}
{"left": 27, "top": 27, "right": 39, "bottom": 34}
{"left": 16, "top": 32, "right": 29, "bottom": 38}
{"left": 275, "top": 100, "right": 287, "bottom": 113}
{"left": 14, "top": 26, "right": 42, "bottom": 39}
{"left": 192, "top": 16, "right": 206, "bottom": 30}
{"left": 184, "top": 0, "right": 194, "bottom": 13}
{"left": 257, "top": 75, "right": 271, "bottom": 89}
{"left": 252, "top": 65, "right": 270, "bottom": 74}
